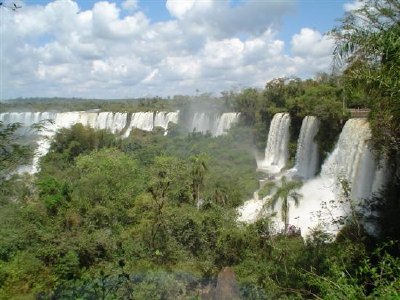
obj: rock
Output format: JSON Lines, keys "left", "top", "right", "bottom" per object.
{"left": 202, "top": 267, "right": 241, "bottom": 300}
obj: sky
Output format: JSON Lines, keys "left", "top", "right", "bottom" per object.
{"left": 0, "top": 0, "right": 363, "bottom": 99}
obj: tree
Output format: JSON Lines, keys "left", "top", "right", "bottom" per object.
{"left": 190, "top": 153, "right": 209, "bottom": 206}
{"left": 331, "top": 0, "right": 400, "bottom": 160}
{"left": 269, "top": 177, "right": 302, "bottom": 233}
{"left": 0, "top": 121, "right": 31, "bottom": 181}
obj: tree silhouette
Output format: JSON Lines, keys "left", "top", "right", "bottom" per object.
{"left": 269, "top": 176, "right": 302, "bottom": 233}
{"left": 190, "top": 153, "right": 208, "bottom": 206}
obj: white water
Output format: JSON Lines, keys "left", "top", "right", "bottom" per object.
{"left": 289, "top": 119, "right": 387, "bottom": 237}
{"left": 154, "top": 111, "right": 180, "bottom": 135}
{"left": 258, "top": 113, "right": 291, "bottom": 173}
{"left": 0, "top": 111, "right": 180, "bottom": 173}
{"left": 237, "top": 192, "right": 265, "bottom": 223}
{"left": 124, "top": 112, "right": 155, "bottom": 137}
{"left": 190, "top": 112, "right": 239, "bottom": 137}
{"left": 1, "top": 110, "right": 239, "bottom": 172}
{"left": 190, "top": 112, "right": 214, "bottom": 135}
{"left": 293, "top": 116, "right": 320, "bottom": 179}
{"left": 239, "top": 118, "right": 388, "bottom": 237}
{"left": 154, "top": 111, "right": 179, "bottom": 130}
{"left": 214, "top": 113, "right": 240, "bottom": 136}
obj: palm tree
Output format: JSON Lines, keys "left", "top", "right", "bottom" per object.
{"left": 190, "top": 153, "right": 208, "bottom": 206}
{"left": 269, "top": 176, "right": 302, "bottom": 233}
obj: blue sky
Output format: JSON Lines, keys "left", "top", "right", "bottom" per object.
{"left": 0, "top": 0, "right": 359, "bottom": 99}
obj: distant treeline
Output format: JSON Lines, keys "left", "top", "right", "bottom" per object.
{"left": 0, "top": 93, "right": 233, "bottom": 114}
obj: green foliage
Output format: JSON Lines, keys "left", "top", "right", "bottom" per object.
{"left": 258, "top": 181, "right": 276, "bottom": 199}
{"left": 0, "top": 119, "right": 398, "bottom": 299}
{"left": 190, "top": 153, "right": 209, "bottom": 204}
{"left": 332, "top": 0, "right": 400, "bottom": 158}
{"left": 0, "top": 121, "right": 32, "bottom": 182}
{"left": 269, "top": 177, "right": 302, "bottom": 232}
{"left": 233, "top": 76, "right": 346, "bottom": 157}
{"left": 1, "top": 38, "right": 399, "bottom": 298}
{"left": 38, "top": 176, "right": 69, "bottom": 214}
{"left": 50, "top": 123, "right": 118, "bottom": 162}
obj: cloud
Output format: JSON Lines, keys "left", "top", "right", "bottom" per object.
{"left": 0, "top": 0, "right": 335, "bottom": 99}
{"left": 290, "top": 28, "right": 335, "bottom": 75}
{"left": 291, "top": 28, "right": 334, "bottom": 58}
{"left": 343, "top": 0, "right": 364, "bottom": 12}
{"left": 92, "top": 1, "right": 149, "bottom": 39}
{"left": 122, "top": 0, "right": 138, "bottom": 11}
{"left": 166, "top": 0, "right": 196, "bottom": 19}
{"left": 166, "top": 0, "right": 296, "bottom": 38}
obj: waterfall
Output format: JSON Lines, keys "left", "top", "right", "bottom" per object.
{"left": 289, "top": 118, "right": 388, "bottom": 237}
{"left": 214, "top": 113, "right": 240, "bottom": 136}
{"left": 54, "top": 112, "right": 81, "bottom": 128}
{"left": 124, "top": 112, "right": 155, "bottom": 137}
{"left": 0, "top": 112, "right": 56, "bottom": 135}
{"left": 189, "top": 112, "right": 239, "bottom": 136}
{"left": 154, "top": 111, "right": 180, "bottom": 135}
{"left": 154, "top": 111, "right": 180, "bottom": 130}
{"left": 258, "top": 113, "right": 291, "bottom": 173}
{"left": 109, "top": 113, "right": 129, "bottom": 133}
{"left": 1, "top": 111, "right": 179, "bottom": 173}
{"left": 320, "top": 119, "right": 378, "bottom": 199}
{"left": 293, "top": 116, "right": 319, "bottom": 179}
{"left": 2, "top": 110, "right": 248, "bottom": 173}
{"left": 190, "top": 112, "right": 213, "bottom": 134}
{"left": 0, "top": 112, "right": 44, "bottom": 126}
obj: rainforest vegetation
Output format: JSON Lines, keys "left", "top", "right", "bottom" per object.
{"left": 1, "top": 0, "right": 399, "bottom": 299}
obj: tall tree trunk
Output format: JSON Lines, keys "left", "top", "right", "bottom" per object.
{"left": 283, "top": 197, "right": 288, "bottom": 233}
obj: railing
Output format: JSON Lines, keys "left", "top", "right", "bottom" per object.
{"left": 349, "top": 108, "right": 370, "bottom": 118}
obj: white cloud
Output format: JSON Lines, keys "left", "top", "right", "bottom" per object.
{"left": 0, "top": 0, "right": 336, "bottom": 99}
{"left": 166, "top": 0, "right": 196, "bottom": 19}
{"left": 343, "top": 0, "right": 364, "bottom": 12}
{"left": 92, "top": 2, "right": 149, "bottom": 39}
{"left": 166, "top": 0, "right": 296, "bottom": 38}
{"left": 291, "top": 28, "right": 334, "bottom": 58}
{"left": 122, "top": 0, "right": 138, "bottom": 11}
{"left": 290, "top": 28, "right": 335, "bottom": 76}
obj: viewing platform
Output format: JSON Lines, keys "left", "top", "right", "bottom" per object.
{"left": 349, "top": 108, "right": 370, "bottom": 118}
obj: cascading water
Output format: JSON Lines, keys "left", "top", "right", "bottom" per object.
{"left": 258, "top": 113, "right": 291, "bottom": 173}
{"left": 189, "top": 112, "right": 239, "bottom": 137}
{"left": 293, "top": 116, "right": 320, "bottom": 179}
{"left": 0, "top": 111, "right": 179, "bottom": 173}
{"left": 154, "top": 111, "right": 180, "bottom": 136}
{"left": 154, "top": 111, "right": 179, "bottom": 130}
{"left": 289, "top": 118, "right": 387, "bottom": 237}
{"left": 0, "top": 112, "right": 56, "bottom": 135}
{"left": 124, "top": 112, "right": 155, "bottom": 137}
{"left": 214, "top": 113, "right": 240, "bottom": 136}
{"left": 190, "top": 112, "right": 213, "bottom": 134}
{"left": 1, "top": 110, "right": 238, "bottom": 173}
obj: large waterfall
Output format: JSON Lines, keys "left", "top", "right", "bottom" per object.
{"left": 258, "top": 113, "right": 291, "bottom": 173}
{"left": 239, "top": 117, "right": 387, "bottom": 237}
{"left": 1, "top": 110, "right": 239, "bottom": 173}
{"left": 154, "top": 111, "right": 179, "bottom": 130}
{"left": 189, "top": 112, "right": 240, "bottom": 136}
{"left": 214, "top": 113, "right": 240, "bottom": 136}
{"left": 290, "top": 118, "right": 387, "bottom": 236}
{"left": 293, "top": 116, "right": 320, "bottom": 179}
{"left": 0, "top": 111, "right": 180, "bottom": 173}
{"left": 123, "top": 112, "right": 154, "bottom": 137}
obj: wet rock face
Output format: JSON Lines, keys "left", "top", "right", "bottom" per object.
{"left": 202, "top": 267, "right": 241, "bottom": 300}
